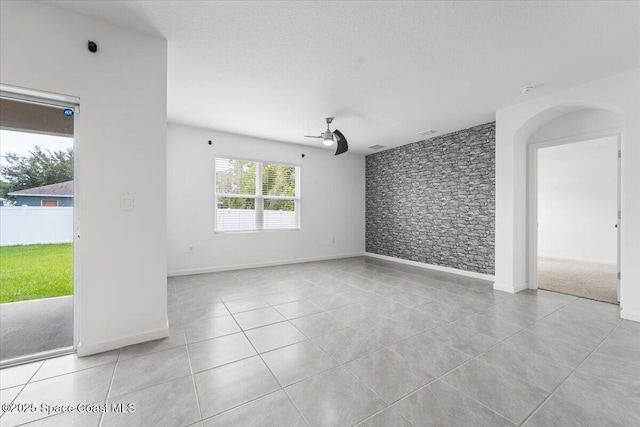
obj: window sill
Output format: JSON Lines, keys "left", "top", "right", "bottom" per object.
{"left": 214, "top": 228, "right": 300, "bottom": 235}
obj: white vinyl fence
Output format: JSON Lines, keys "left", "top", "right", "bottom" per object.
{"left": 216, "top": 209, "right": 297, "bottom": 231}
{"left": 0, "top": 206, "right": 73, "bottom": 246}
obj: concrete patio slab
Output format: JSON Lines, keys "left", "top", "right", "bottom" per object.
{"left": 0, "top": 296, "right": 73, "bottom": 362}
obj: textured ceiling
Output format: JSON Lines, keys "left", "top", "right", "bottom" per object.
{"left": 46, "top": 1, "right": 640, "bottom": 154}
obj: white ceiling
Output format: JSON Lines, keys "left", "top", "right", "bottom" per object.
{"left": 47, "top": 1, "right": 640, "bottom": 154}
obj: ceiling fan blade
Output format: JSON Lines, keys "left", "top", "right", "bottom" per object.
{"left": 333, "top": 129, "right": 348, "bottom": 155}
{"left": 304, "top": 135, "right": 322, "bottom": 138}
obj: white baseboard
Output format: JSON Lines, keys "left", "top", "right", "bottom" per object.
{"left": 364, "top": 252, "right": 495, "bottom": 281}
{"left": 76, "top": 326, "right": 169, "bottom": 357}
{"left": 167, "top": 252, "right": 366, "bottom": 277}
{"left": 493, "top": 282, "right": 528, "bottom": 294}
{"left": 621, "top": 308, "right": 640, "bottom": 323}
{"left": 538, "top": 255, "right": 617, "bottom": 266}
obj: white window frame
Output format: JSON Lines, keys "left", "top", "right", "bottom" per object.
{"left": 214, "top": 156, "right": 301, "bottom": 233}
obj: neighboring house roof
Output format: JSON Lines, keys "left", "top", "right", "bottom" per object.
{"left": 8, "top": 180, "right": 74, "bottom": 198}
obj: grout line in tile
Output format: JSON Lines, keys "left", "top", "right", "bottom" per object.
{"left": 355, "top": 405, "right": 416, "bottom": 427}
{"left": 166, "top": 260, "right": 623, "bottom": 427}
{"left": 520, "top": 321, "right": 622, "bottom": 426}
{"left": 106, "top": 366, "right": 194, "bottom": 402}
{"left": 342, "top": 361, "right": 405, "bottom": 410}
{"left": 116, "top": 340, "right": 187, "bottom": 363}
{"left": 569, "top": 362, "right": 636, "bottom": 395}
{"left": 99, "top": 359, "right": 119, "bottom": 426}
{"left": 20, "top": 355, "right": 122, "bottom": 386}
{"left": 184, "top": 335, "right": 204, "bottom": 423}
{"left": 389, "top": 292, "right": 582, "bottom": 426}
{"left": 215, "top": 297, "right": 286, "bottom": 391}
{"left": 0, "top": 361, "right": 45, "bottom": 422}
{"left": 188, "top": 346, "right": 256, "bottom": 375}
{"left": 7, "top": 400, "right": 105, "bottom": 427}
{"left": 281, "top": 319, "right": 431, "bottom": 421}
{"left": 184, "top": 325, "right": 242, "bottom": 346}
{"left": 202, "top": 388, "right": 312, "bottom": 427}
{"left": 219, "top": 288, "right": 395, "bottom": 417}
{"left": 281, "top": 387, "right": 313, "bottom": 427}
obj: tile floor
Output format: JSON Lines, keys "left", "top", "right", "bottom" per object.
{"left": 0, "top": 256, "right": 638, "bottom": 426}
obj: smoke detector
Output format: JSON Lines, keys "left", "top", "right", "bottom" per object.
{"left": 368, "top": 144, "right": 386, "bottom": 150}
{"left": 520, "top": 85, "right": 535, "bottom": 94}
{"left": 417, "top": 129, "right": 437, "bottom": 137}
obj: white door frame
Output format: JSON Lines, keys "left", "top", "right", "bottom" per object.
{"left": 527, "top": 128, "right": 623, "bottom": 293}
{"left": 0, "top": 84, "right": 81, "bottom": 362}
{"left": 616, "top": 135, "right": 621, "bottom": 302}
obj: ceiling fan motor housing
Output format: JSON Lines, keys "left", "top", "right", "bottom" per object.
{"left": 304, "top": 117, "right": 348, "bottom": 154}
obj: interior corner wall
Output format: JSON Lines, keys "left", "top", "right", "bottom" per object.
{"left": 366, "top": 122, "right": 495, "bottom": 275}
{"left": 1, "top": 1, "right": 168, "bottom": 354}
{"left": 495, "top": 68, "right": 640, "bottom": 322}
{"left": 166, "top": 123, "right": 365, "bottom": 274}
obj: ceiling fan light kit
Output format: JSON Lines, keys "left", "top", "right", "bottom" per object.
{"left": 304, "top": 117, "right": 349, "bottom": 155}
{"left": 520, "top": 85, "right": 535, "bottom": 94}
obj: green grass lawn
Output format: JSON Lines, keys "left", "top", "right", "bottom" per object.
{"left": 0, "top": 243, "right": 73, "bottom": 304}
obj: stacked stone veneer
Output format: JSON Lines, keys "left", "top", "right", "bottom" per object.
{"left": 366, "top": 122, "right": 495, "bottom": 275}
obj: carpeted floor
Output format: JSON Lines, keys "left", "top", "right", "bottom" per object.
{"left": 538, "top": 257, "right": 618, "bottom": 304}
{"left": 0, "top": 296, "right": 73, "bottom": 362}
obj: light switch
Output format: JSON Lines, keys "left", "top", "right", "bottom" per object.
{"left": 121, "top": 194, "right": 134, "bottom": 211}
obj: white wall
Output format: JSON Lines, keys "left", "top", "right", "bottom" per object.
{"left": 1, "top": 1, "right": 168, "bottom": 354}
{"left": 167, "top": 123, "right": 365, "bottom": 274}
{"left": 529, "top": 109, "right": 624, "bottom": 144}
{"left": 537, "top": 137, "right": 618, "bottom": 265}
{"left": 0, "top": 207, "right": 73, "bottom": 246}
{"left": 495, "top": 68, "right": 640, "bottom": 322}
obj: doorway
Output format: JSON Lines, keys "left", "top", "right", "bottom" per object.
{"left": 0, "top": 86, "right": 79, "bottom": 366}
{"left": 529, "top": 136, "right": 619, "bottom": 304}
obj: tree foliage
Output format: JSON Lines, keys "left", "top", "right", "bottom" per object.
{"left": 262, "top": 163, "right": 295, "bottom": 211}
{"left": 0, "top": 146, "right": 73, "bottom": 199}
{"left": 216, "top": 160, "right": 256, "bottom": 209}
{"left": 0, "top": 180, "right": 12, "bottom": 201}
{"left": 216, "top": 160, "right": 296, "bottom": 211}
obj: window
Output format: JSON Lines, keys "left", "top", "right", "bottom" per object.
{"left": 41, "top": 200, "right": 58, "bottom": 207}
{"left": 215, "top": 157, "right": 300, "bottom": 232}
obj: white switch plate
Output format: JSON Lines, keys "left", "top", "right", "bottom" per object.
{"left": 121, "top": 195, "right": 134, "bottom": 211}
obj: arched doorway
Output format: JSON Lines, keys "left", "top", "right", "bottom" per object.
{"left": 494, "top": 71, "right": 640, "bottom": 322}
{"left": 494, "top": 96, "right": 635, "bottom": 314}
{"left": 525, "top": 108, "right": 623, "bottom": 303}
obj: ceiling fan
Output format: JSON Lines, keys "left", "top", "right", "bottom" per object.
{"left": 304, "top": 117, "right": 348, "bottom": 155}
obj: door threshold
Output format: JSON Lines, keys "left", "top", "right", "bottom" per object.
{"left": 0, "top": 346, "right": 75, "bottom": 369}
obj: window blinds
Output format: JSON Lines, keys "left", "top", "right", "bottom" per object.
{"left": 215, "top": 158, "right": 299, "bottom": 232}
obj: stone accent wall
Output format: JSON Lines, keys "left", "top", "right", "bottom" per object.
{"left": 366, "top": 122, "right": 495, "bottom": 275}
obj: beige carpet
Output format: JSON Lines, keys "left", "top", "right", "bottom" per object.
{"left": 538, "top": 257, "right": 618, "bottom": 304}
